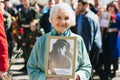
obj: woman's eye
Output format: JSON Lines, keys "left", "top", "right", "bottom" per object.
{"left": 65, "top": 17, "right": 69, "bottom": 20}
{"left": 57, "top": 16, "right": 61, "bottom": 20}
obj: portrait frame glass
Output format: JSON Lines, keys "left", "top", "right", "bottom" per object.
{"left": 99, "top": 12, "right": 111, "bottom": 27}
{"left": 45, "top": 36, "right": 77, "bottom": 78}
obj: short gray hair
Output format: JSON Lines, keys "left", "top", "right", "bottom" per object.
{"left": 49, "top": 3, "right": 76, "bottom": 26}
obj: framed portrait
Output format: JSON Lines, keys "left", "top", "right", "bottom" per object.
{"left": 45, "top": 36, "right": 77, "bottom": 78}
{"left": 99, "top": 12, "right": 111, "bottom": 27}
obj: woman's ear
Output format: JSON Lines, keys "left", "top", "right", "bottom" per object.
{"left": 49, "top": 17, "right": 53, "bottom": 25}
{"left": 51, "top": 18, "right": 53, "bottom": 24}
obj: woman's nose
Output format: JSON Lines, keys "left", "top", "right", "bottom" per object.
{"left": 61, "top": 19, "right": 66, "bottom": 24}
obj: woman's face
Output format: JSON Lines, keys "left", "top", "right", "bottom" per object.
{"left": 51, "top": 10, "right": 71, "bottom": 34}
{"left": 108, "top": 6, "right": 115, "bottom": 13}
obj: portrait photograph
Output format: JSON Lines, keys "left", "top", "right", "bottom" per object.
{"left": 45, "top": 36, "right": 77, "bottom": 78}
{"left": 99, "top": 12, "right": 111, "bottom": 27}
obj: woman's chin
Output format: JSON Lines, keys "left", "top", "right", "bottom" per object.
{"left": 58, "top": 29, "right": 68, "bottom": 33}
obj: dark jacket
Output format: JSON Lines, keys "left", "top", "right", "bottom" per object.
{"left": 81, "top": 9, "right": 102, "bottom": 53}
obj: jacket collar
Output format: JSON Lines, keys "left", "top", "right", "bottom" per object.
{"left": 50, "top": 28, "right": 71, "bottom": 36}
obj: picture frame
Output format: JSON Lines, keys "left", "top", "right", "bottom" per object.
{"left": 99, "top": 12, "right": 111, "bottom": 27}
{"left": 45, "top": 36, "right": 77, "bottom": 78}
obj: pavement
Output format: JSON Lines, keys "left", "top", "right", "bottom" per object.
{"left": 10, "top": 58, "right": 29, "bottom": 80}
{"left": 9, "top": 58, "right": 120, "bottom": 80}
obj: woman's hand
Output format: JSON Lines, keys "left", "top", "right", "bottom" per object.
{"left": 0, "top": 72, "right": 6, "bottom": 80}
{"left": 107, "top": 28, "right": 118, "bottom": 33}
{"left": 0, "top": 72, "right": 3, "bottom": 79}
{"left": 69, "top": 74, "right": 80, "bottom": 80}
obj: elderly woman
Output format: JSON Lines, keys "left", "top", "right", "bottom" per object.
{"left": 27, "top": 3, "right": 92, "bottom": 80}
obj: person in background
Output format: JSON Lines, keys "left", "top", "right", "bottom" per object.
{"left": 25, "top": 19, "right": 42, "bottom": 69}
{"left": 76, "top": 0, "right": 102, "bottom": 79}
{"left": 90, "top": 0, "right": 106, "bottom": 18}
{"left": 4, "top": 0, "right": 17, "bottom": 17}
{"left": 0, "top": 0, "right": 9, "bottom": 79}
{"left": 17, "top": 0, "right": 40, "bottom": 71}
{"left": 27, "top": 3, "right": 92, "bottom": 80}
{"left": 32, "top": 2, "right": 44, "bottom": 32}
{"left": 40, "top": 0, "right": 55, "bottom": 33}
{"left": 102, "top": 1, "right": 119, "bottom": 79}
{"left": 90, "top": 0, "right": 102, "bottom": 14}
{"left": 17, "top": 0, "right": 40, "bottom": 39}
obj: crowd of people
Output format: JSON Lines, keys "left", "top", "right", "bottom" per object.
{"left": 0, "top": 0, "right": 120, "bottom": 80}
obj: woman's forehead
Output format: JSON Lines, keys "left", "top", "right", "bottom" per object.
{"left": 55, "top": 9, "right": 70, "bottom": 16}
